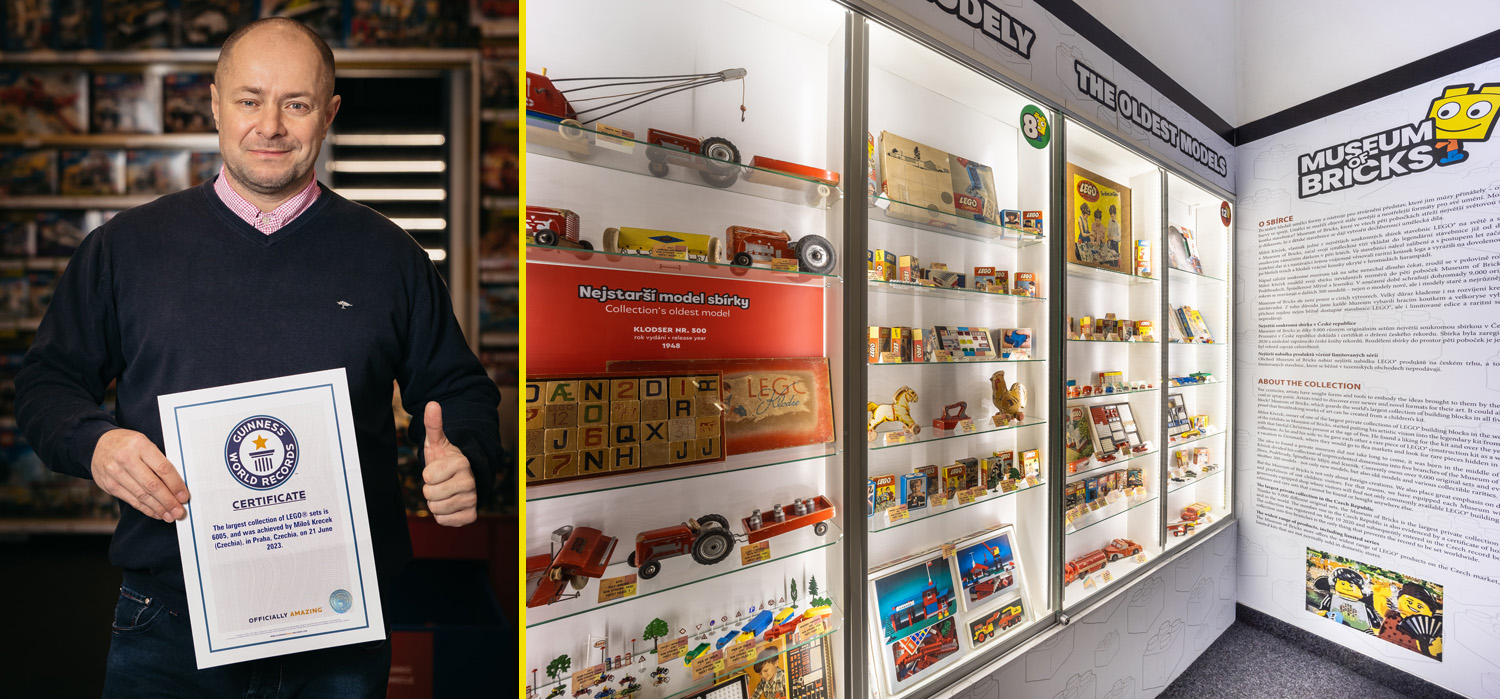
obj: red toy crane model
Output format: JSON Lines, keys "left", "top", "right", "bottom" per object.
{"left": 526, "top": 68, "right": 749, "bottom": 187}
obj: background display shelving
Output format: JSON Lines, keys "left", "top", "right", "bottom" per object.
{"left": 523, "top": 2, "right": 851, "bottom": 699}
{"left": 862, "top": 20, "right": 1054, "bottom": 697}
{"left": 1061, "top": 123, "right": 1165, "bottom": 610}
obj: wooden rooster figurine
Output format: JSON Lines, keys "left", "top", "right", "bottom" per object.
{"left": 990, "top": 370, "right": 1026, "bottom": 425}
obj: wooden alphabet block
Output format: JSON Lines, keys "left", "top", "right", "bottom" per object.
{"left": 670, "top": 377, "right": 694, "bottom": 399}
{"left": 545, "top": 403, "right": 578, "bottom": 429}
{"left": 525, "top": 382, "right": 542, "bottom": 406}
{"left": 578, "top": 380, "right": 608, "bottom": 402}
{"left": 642, "top": 443, "right": 671, "bottom": 468}
{"left": 610, "top": 423, "right": 638, "bottom": 447}
{"left": 579, "top": 449, "right": 608, "bottom": 477}
{"left": 579, "top": 402, "right": 608, "bottom": 425}
{"left": 668, "top": 418, "right": 696, "bottom": 442}
{"left": 545, "top": 381, "right": 577, "bottom": 405}
{"left": 696, "top": 396, "right": 722, "bottom": 418}
{"left": 640, "top": 377, "right": 668, "bottom": 400}
{"left": 695, "top": 416, "right": 720, "bottom": 439}
{"left": 546, "top": 452, "right": 576, "bottom": 478}
{"left": 669, "top": 440, "right": 693, "bottom": 463}
{"left": 670, "top": 398, "right": 695, "bottom": 419}
{"left": 526, "top": 430, "right": 545, "bottom": 455}
{"left": 526, "top": 406, "right": 544, "bottom": 430}
{"left": 611, "top": 400, "right": 641, "bottom": 424}
{"left": 611, "top": 379, "right": 638, "bottom": 401}
{"left": 544, "top": 428, "right": 575, "bottom": 453}
{"left": 641, "top": 420, "right": 668, "bottom": 444}
{"left": 695, "top": 437, "right": 720, "bottom": 460}
{"left": 641, "top": 399, "right": 669, "bottom": 421}
{"left": 579, "top": 425, "right": 608, "bottom": 450}
{"left": 525, "top": 455, "right": 542, "bottom": 482}
{"left": 611, "top": 445, "right": 639, "bottom": 471}
{"left": 695, "top": 375, "right": 719, "bottom": 395}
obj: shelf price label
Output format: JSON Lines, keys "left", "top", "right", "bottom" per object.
{"left": 597, "top": 574, "right": 638, "bottom": 603}
{"left": 1082, "top": 575, "right": 1097, "bottom": 590}
{"left": 879, "top": 352, "right": 903, "bottom": 364}
{"left": 958, "top": 489, "right": 978, "bottom": 505}
{"left": 571, "top": 664, "right": 605, "bottom": 693}
{"left": 882, "top": 431, "right": 911, "bottom": 446}
{"left": 933, "top": 350, "right": 953, "bottom": 362}
{"left": 657, "top": 636, "right": 689, "bottom": 663}
{"left": 725, "top": 639, "right": 758, "bottom": 669}
{"left": 1100, "top": 569, "right": 1114, "bottom": 583}
{"left": 1134, "top": 552, "right": 1149, "bottom": 565}
{"left": 771, "top": 258, "right": 800, "bottom": 272}
{"left": 886, "top": 505, "right": 909, "bottom": 523}
{"left": 595, "top": 124, "right": 636, "bottom": 153}
{"left": 942, "top": 543, "right": 956, "bottom": 558}
{"left": 1088, "top": 500, "right": 1102, "bottom": 511}
{"left": 794, "top": 617, "right": 829, "bottom": 644}
{"left": 651, "top": 243, "right": 688, "bottom": 260}
{"left": 690, "top": 649, "right": 725, "bottom": 681}
{"left": 929, "top": 493, "right": 948, "bottom": 507}
{"left": 958, "top": 418, "right": 976, "bottom": 434}
{"left": 740, "top": 540, "right": 771, "bottom": 565}
{"left": 1025, "top": 475, "right": 1040, "bottom": 487}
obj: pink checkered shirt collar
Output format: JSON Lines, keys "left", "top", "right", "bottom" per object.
{"left": 213, "top": 166, "right": 322, "bottom": 234}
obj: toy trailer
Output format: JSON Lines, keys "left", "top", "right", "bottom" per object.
{"left": 742, "top": 495, "right": 835, "bottom": 544}
{"left": 526, "top": 525, "right": 618, "bottom": 608}
{"left": 1182, "top": 503, "right": 1212, "bottom": 522}
{"left": 1167, "top": 520, "right": 1197, "bottom": 537}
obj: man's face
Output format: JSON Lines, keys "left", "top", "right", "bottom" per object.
{"left": 211, "top": 27, "right": 339, "bottom": 201}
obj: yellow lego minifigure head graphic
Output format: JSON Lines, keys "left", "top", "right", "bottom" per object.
{"left": 1429, "top": 83, "right": 1500, "bottom": 141}
{"left": 1332, "top": 567, "right": 1365, "bottom": 600}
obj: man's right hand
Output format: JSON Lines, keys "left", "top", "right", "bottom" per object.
{"left": 92, "top": 428, "right": 190, "bottom": 522}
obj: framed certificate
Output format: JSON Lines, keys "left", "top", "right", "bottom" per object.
{"left": 158, "top": 368, "right": 384, "bottom": 668}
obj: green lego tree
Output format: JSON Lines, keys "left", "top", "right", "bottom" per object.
{"left": 643, "top": 618, "right": 669, "bottom": 654}
{"left": 808, "top": 575, "right": 819, "bottom": 598}
{"left": 790, "top": 578, "right": 799, "bottom": 605}
{"left": 546, "top": 654, "right": 572, "bottom": 681}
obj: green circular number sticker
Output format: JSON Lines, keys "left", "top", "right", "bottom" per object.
{"left": 1021, "top": 105, "right": 1050, "bottom": 149}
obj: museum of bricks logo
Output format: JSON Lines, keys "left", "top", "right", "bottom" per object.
{"left": 1297, "top": 83, "right": 1500, "bottom": 199}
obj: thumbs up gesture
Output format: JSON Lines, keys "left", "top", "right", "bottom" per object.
{"left": 422, "top": 401, "right": 478, "bottom": 527}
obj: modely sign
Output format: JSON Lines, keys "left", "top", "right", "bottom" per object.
{"left": 876, "top": 0, "right": 1236, "bottom": 189}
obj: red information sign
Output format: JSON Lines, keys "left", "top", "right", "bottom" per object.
{"left": 527, "top": 260, "right": 827, "bottom": 373}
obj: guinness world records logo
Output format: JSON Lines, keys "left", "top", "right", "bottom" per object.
{"left": 224, "top": 415, "right": 300, "bottom": 490}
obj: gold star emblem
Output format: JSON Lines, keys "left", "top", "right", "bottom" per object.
{"left": 252, "top": 435, "right": 269, "bottom": 450}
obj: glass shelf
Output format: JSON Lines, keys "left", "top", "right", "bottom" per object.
{"left": 527, "top": 443, "right": 842, "bottom": 503}
{"left": 1168, "top": 466, "right": 1224, "bottom": 493}
{"left": 1067, "top": 338, "right": 1159, "bottom": 345}
{"left": 1162, "top": 379, "right": 1224, "bottom": 390}
{"left": 1065, "top": 495, "right": 1158, "bottom": 535}
{"left": 869, "top": 479, "right": 1046, "bottom": 533}
{"left": 1062, "top": 547, "right": 1152, "bottom": 608}
{"left": 529, "top": 603, "right": 845, "bottom": 699}
{"left": 1167, "top": 429, "right": 1226, "bottom": 451}
{"left": 1166, "top": 340, "right": 1224, "bottom": 347}
{"left": 527, "top": 114, "right": 842, "bottom": 209}
{"left": 1167, "top": 267, "right": 1227, "bottom": 284}
{"left": 526, "top": 244, "right": 842, "bottom": 285}
{"left": 868, "top": 417, "right": 1046, "bottom": 451}
{"left": 867, "top": 279, "right": 1047, "bottom": 304}
{"left": 1066, "top": 262, "right": 1157, "bottom": 286}
{"left": 526, "top": 518, "right": 845, "bottom": 628}
{"left": 869, "top": 357, "right": 1045, "bottom": 368}
{"left": 1066, "top": 449, "right": 1159, "bottom": 478}
{"left": 1066, "top": 387, "right": 1158, "bottom": 403}
{"left": 868, "top": 198, "right": 1046, "bottom": 248}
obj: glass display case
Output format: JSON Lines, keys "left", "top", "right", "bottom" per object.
{"left": 522, "top": 2, "right": 852, "bottom": 698}
{"left": 862, "top": 21, "right": 1054, "bottom": 696}
{"left": 1162, "top": 172, "right": 1233, "bottom": 550}
{"left": 1059, "top": 123, "right": 1164, "bottom": 610}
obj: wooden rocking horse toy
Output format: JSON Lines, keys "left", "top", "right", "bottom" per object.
{"left": 868, "top": 386, "right": 920, "bottom": 440}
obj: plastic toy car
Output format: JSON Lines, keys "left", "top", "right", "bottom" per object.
{"left": 971, "top": 602, "right": 1023, "bottom": 643}
{"left": 603, "top": 226, "right": 721, "bottom": 264}
{"left": 646, "top": 128, "right": 741, "bottom": 187}
{"left": 725, "top": 226, "right": 836, "bottom": 275}
{"left": 738, "top": 609, "right": 775, "bottom": 641}
{"left": 527, "top": 206, "right": 593, "bottom": 250}
{"left": 626, "top": 513, "right": 734, "bottom": 579}
{"left": 526, "top": 525, "right": 618, "bottom": 607}
{"left": 1103, "top": 538, "right": 1143, "bottom": 560}
{"left": 684, "top": 643, "right": 711, "bottom": 664}
{"left": 715, "top": 627, "right": 741, "bottom": 650}
{"left": 1063, "top": 549, "right": 1109, "bottom": 584}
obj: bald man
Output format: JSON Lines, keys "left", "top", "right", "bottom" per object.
{"left": 15, "top": 18, "right": 500, "bottom": 697}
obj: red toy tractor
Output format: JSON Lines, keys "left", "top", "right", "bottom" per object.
{"left": 626, "top": 513, "right": 734, "bottom": 579}
{"left": 725, "top": 226, "right": 836, "bottom": 275}
{"left": 526, "top": 206, "right": 593, "bottom": 250}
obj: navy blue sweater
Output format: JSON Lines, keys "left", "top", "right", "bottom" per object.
{"left": 15, "top": 179, "right": 500, "bottom": 611}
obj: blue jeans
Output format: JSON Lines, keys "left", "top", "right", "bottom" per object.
{"left": 104, "top": 584, "right": 390, "bottom": 698}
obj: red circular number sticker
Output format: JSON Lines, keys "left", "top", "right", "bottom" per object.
{"left": 1076, "top": 179, "right": 1101, "bottom": 203}
{"left": 1220, "top": 201, "right": 1232, "bottom": 227}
